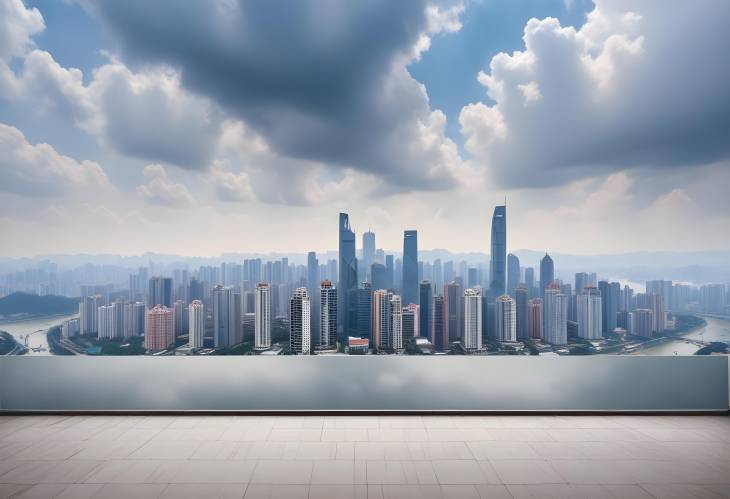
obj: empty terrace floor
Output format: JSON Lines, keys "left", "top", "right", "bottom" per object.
{"left": 1, "top": 414, "right": 729, "bottom": 498}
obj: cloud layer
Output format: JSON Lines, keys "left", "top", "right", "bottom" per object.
{"left": 86, "top": 0, "right": 466, "bottom": 190}
{"left": 0, "top": 123, "right": 109, "bottom": 197}
{"left": 461, "top": 0, "right": 730, "bottom": 188}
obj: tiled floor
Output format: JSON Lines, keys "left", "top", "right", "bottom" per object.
{"left": 0, "top": 414, "right": 729, "bottom": 498}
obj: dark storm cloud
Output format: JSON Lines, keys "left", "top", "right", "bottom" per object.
{"left": 87, "top": 0, "right": 460, "bottom": 188}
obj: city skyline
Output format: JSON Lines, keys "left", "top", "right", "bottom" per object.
{"left": 1, "top": 0, "right": 729, "bottom": 257}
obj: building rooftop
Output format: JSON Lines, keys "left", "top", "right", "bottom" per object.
{"left": 1, "top": 414, "right": 728, "bottom": 497}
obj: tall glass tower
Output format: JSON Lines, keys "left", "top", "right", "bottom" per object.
{"left": 489, "top": 205, "right": 507, "bottom": 297}
{"left": 540, "top": 253, "right": 555, "bottom": 297}
{"left": 402, "top": 230, "right": 418, "bottom": 306}
{"left": 338, "top": 213, "right": 357, "bottom": 338}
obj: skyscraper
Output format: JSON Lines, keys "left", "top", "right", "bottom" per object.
{"left": 598, "top": 281, "right": 620, "bottom": 335}
{"left": 515, "top": 285, "right": 528, "bottom": 340}
{"left": 489, "top": 205, "right": 507, "bottom": 296}
{"left": 307, "top": 251, "right": 319, "bottom": 348}
{"left": 289, "top": 287, "right": 311, "bottom": 355}
{"left": 527, "top": 298, "right": 542, "bottom": 339}
{"left": 357, "top": 283, "right": 372, "bottom": 341}
{"left": 402, "top": 303, "right": 418, "bottom": 340}
{"left": 402, "top": 230, "right": 418, "bottom": 306}
{"left": 433, "top": 295, "right": 446, "bottom": 351}
{"left": 371, "top": 263, "right": 388, "bottom": 291}
{"left": 372, "top": 289, "right": 391, "bottom": 351}
{"left": 419, "top": 281, "right": 433, "bottom": 342}
{"left": 539, "top": 254, "right": 554, "bottom": 297}
{"left": 319, "top": 280, "right": 337, "bottom": 350}
{"left": 212, "top": 285, "right": 233, "bottom": 348}
{"left": 524, "top": 267, "right": 535, "bottom": 297}
{"left": 464, "top": 288, "right": 482, "bottom": 350}
{"left": 577, "top": 286, "right": 602, "bottom": 340}
{"left": 649, "top": 293, "right": 665, "bottom": 333}
{"left": 385, "top": 255, "right": 394, "bottom": 289}
{"left": 507, "top": 253, "right": 520, "bottom": 297}
{"left": 633, "top": 308, "right": 654, "bottom": 337}
{"left": 97, "top": 304, "right": 115, "bottom": 340}
{"left": 575, "top": 272, "right": 597, "bottom": 294}
{"left": 145, "top": 304, "right": 173, "bottom": 351}
{"left": 338, "top": 213, "right": 357, "bottom": 338}
{"left": 173, "top": 300, "right": 187, "bottom": 337}
{"left": 254, "top": 282, "right": 271, "bottom": 351}
{"left": 444, "top": 281, "right": 463, "bottom": 342}
{"left": 148, "top": 276, "right": 173, "bottom": 308}
{"left": 80, "top": 294, "right": 103, "bottom": 336}
{"left": 543, "top": 284, "right": 567, "bottom": 345}
{"left": 189, "top": 300, "right": 204, "bottom": 349}
{"left": 390, "top": 293, "right": 403, "bottom": 351}
{"left": 496, "top": 294, "right": 516, "bottom": 342}
{"left": 362, "top": 231, "right": 375, "bottom": 280}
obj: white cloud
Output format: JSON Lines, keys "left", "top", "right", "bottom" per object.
{"left": 0, "top": 122, "right": 109, "bottom": 197}
{"left": 84, "top": 62, "right": 223, "bottom": 169}
{"left": 0, "top": 0, "right": 44, "bottom": 95}
{"left": 209, "top": 161, "right": 255, "bottom": 203}
{"left": 460, "top": 0, "right": 730, "bottom": 188}
{"left": 136, "top": 164, "right": 195, "bottom": 207}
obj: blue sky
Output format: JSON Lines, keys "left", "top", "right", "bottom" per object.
{"left": 0, "top": 0, "right": 728, "bottom": 257}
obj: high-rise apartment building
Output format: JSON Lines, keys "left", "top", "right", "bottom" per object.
{"left": 402, "top": 303, "right": 418, "bottom": 340}
{"left": 464, "top": 288, "right": 482, "bottom": 349}
{"left": 527, "top": 298, "right": 542, "bottom": 339}
{"left": 577, "top": 286, "right": 602, "bottom": 339}
{"left": 633, "top": 308, "right": 654, "bottom": 338}
{"left": 598, "top": 281, "right": 620, "bottom": 335}
{"left": 419, "top": 281, "right": 433, "bottom": 342}
{"left": 433, "top": 295, "right": 446, "bottom": 351}
{"left": 189, "top": 300, "right": 204, "bottom": 349}
{"left": 307, "top": 251, "right": 320, "bottom": 347}
{"left": 515, "top": 285, "right": 528, "bottom": 340}
{"left": 496, "top": 294, "right": 516, "bottom": 342}
{"left": 390, "top": 293, "right": 403, "bottom": 351}
{"left": 444, "top": 281, "right": 463, "bottom": 342}
{"left": 357, "top": 283, "right": 372, "bottom": 341}
{"left": 145, "top": 304, "right": 173, "bottom": 351}
{"left": 254, "top": 282, "right": 271, "bottom": 350}
{"left": 97, "top": 304, "right": 115, "bottom": 340}
{"left": 372, "top": 289, "right": 391, "bottom": 351}
{"left": 575, "top": 272, "right": 597, "bottom": 295}
{"left": 212, "top": 285, "right": 233, "bottom": 348}
{"left": 148, "top": 277, "right": 173, "bottom": 308}
{"left": 543, "top": 284, "right": 567, "bottom": 345}
{"left": 290, "top": 287, "right": 311, "bottom": 355}
{"left": 173, "top": 300, "right": 187, "bottom": 336}
{"left": 319, "top": 280, "right": 337, "bottom": 350}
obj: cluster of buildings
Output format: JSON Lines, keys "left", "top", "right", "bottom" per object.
{"left": 48, "top": 208, "right": 728, "bottom": 355}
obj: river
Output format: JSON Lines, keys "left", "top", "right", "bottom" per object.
{"left": 0, "top": 314, "right": 78, "bottom": 355}
{"left": 633, "top": 315, "right": 730, "bottom": 355}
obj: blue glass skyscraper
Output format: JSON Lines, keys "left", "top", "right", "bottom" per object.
{"left": 402, "top": 230, "right": 418, "bottom": 306}
{"left": 489, "top": 205, "right": 507, "bottom": 297}
{"left": 338, "top": 213, "right": 357, "bottom": 338}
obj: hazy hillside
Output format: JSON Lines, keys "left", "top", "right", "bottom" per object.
{"left": 0, "top": 292, "right": 79, "bottom": 317}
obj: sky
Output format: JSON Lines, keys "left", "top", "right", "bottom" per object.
{"left": 0, "top": 0, "right": 728, "bottom": 258}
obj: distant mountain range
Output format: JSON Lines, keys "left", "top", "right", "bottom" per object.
{"left": 1, "top": 250, "right": 729, "bottom": 285}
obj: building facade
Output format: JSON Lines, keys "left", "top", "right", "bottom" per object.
{"left": 290, "top": 287, "right": 311, "bottom": 355}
